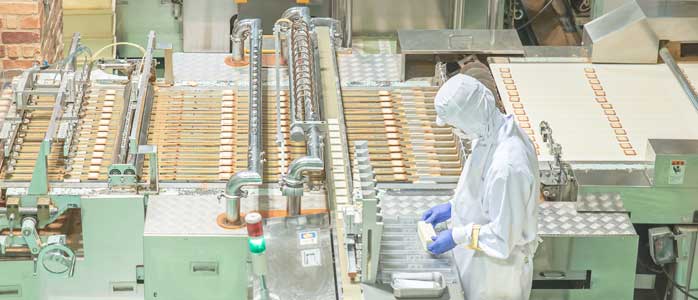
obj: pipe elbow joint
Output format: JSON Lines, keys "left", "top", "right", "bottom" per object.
{"left": 231, "top": 19, "right": 262, "bottom": 61}
{"left": 281, "top": 7, "right": 310, "bottom": 21}
{"left": 225, "top": 170, "right": 263, "bottom": 198}
{"left": 285, "top": 156, "right": 323, "bottom": 186}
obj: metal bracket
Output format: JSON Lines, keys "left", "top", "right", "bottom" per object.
{"left": 138, "top": 144, "right": 159, "bottom": 193}
{"left": 13, "top": 68, "right": 38, "bottom": 110}
{"left": 108, "top": 164, "right": 139, "bottom": 188}
{"left": 107, "top": 145, "right": 159, "bottom": 193}
{"left": 539, "top": 121, "right": 577, "bottom": 201}
{"left": 352, "top": 140, "right": 384, "bottom": 283}
{"left": 290, "top": 120, "right": 329, "bottom": 135}
{"left": 21, "top": 218, "right": 40, "bottom": 255}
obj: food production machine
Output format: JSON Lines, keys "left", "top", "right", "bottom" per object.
{"left": 1, "top": 1, "right": 698, "bottom": 299}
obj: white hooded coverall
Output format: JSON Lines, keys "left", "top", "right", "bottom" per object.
{"left": 434, "top": 74, "right": 540, "bottom": 300}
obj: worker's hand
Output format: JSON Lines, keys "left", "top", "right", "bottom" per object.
{"left": 421, "top": 202, "right": 451, "bottom": 227}
{"left": 428, "top": 229, "right": 457, "bottom": 255}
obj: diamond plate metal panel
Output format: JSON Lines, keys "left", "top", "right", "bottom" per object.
{"left": 173, "top": 53, "right": 289, "bottom": 84}
{"left": 144, "top": 194, "right": 247, "bottom": 236}
{"left": 244, "top": 189, "right": 327, "bottom": 211}
{"left": 338, "top": 53, "right": 401, "bottom": 85}
{"left": 173, "top": 50, "right": 399, "bottom": 86}
{"left": 539, "top": 201, "right": 636, "bottom": 237}
{"left": 379, "top": 190, "right": 453, "bottom": 218}
{"left": 576, "top": 192, "right": 626, "bottom": 212}
{"left": 144, "top": 190, "right": 327, "bottom": 236}
{"left": 380, "top": 190, "right": 635, "bottom": 237}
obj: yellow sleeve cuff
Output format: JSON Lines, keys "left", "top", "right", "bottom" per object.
{"left": 466, "top": 224, "right": 482, "bottom": 251}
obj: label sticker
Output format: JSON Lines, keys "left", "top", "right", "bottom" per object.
{"left": 669, "top": 160, "right": 687, "bottom": 185}
{"left": 301, "top": 248, "right": 322, "bottom": 267}
{"left": 298, "top": 231, "right": 318, "bottom": 246}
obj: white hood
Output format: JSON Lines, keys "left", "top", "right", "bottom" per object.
{"left": 434, "top": 74, "right": 504, "bottom": 141}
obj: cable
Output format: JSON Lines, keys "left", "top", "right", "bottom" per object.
{"left": 662, "top": 266, "right": 698, "bottom": 300}
{"left": 515, "top": 0, "right": 555, "bottom": 30}
{"left": 638, "top": 259, "right": 664, "bottom": 275}
{"left": 90, "top": 42, "right": 146, "bottom": 62}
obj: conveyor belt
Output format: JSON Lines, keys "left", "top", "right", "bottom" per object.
{"left": 2, "top": 95, "right": 66, "bottom": 181}
{"left": 0, "top": 84, "right": 126, "bottom": 182}
{"left": 0, "top": 83, "right": 459, "bottom": 184}
{"left": 65, "top": 86, "right": 126, "bottom": 181}
{"left": 145, "top": 88, "right": 229, "bottom": 182}
{"left": 343, "top": 88, "right": 462, "bottom": 183}
{"left": 491, "top": 62, "right": 698, "bottom": 162}
{"left": 145, "top": 87, "right": 314, "bottom": 183}
{"left": 392, "top": 88, "right": 462, "bottom": 178}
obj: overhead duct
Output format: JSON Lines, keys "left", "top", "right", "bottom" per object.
{"left": 583, "top": 0, "right": 659, "bottom": 63}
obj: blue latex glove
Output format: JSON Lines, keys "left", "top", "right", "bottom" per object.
{"left": 421, "top": 202, "right": 452, "bottom": 227}
{"left": 428, "top": 229, "right": 457, "bottom": 255}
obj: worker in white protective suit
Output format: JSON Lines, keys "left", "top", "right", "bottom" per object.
{"left": 421, "top": 74, "right": 540, "bottom": 300}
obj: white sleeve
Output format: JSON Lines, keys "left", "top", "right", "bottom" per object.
{"left": 451, "top": 166, "right": 532, "bottom": 260}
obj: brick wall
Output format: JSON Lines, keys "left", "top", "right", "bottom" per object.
{"left": 40, "top": 0, "right": 62, "bottom": 64}
{"left": 0, "top": 0, "right": 63, "bottom": 71}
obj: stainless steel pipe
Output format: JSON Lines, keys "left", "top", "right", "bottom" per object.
{"left": 224, "top": 18, "right": 264, "bottom": 225}
{"left": 280, "top": 8, "right": 327, "bottom": 216}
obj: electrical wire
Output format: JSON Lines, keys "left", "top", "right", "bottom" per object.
{"left": 515, "top": 0, "right": 555, "bottom": 30}
{"left": 662, "top": 266, "right": 698, "bottom": 300}
{"left": 90, "top": 42, "right": 146, "bottom": 62}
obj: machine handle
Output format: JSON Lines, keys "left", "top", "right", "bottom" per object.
{"left": 533, "top": 270, "right": 591, "bottom": 290}
{"left": 539, "top": 271, "right": 567, "bottom": 279}
{"left": 0, "top": 285, "right": 20, "bottom": 297}
{"left": 190, "top": 262, "right": 219, "bottom": 275}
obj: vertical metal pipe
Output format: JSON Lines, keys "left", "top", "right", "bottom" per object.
{"left": 226, "top": 196, "right": 241, "bottom": 223}
{"left": 488, "top": 0, "right": 500, "bottom": 29}
{"left": 287, "top": 195, "right": 302, "bottom": 216}
{"left": 346, "top": 0, "right": 352, "bottom": 47}
{"left": 247, "top": 19, "right": 264, "bottom": 175}
{"left": 224, "top": 19, "right": 264, "bottom": 225}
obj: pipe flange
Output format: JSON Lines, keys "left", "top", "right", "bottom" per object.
{"left": 216, "top": 213, "right": 246, "bottom": 230}
{"left": 281, "top": 185, "right": 304, "bottom": 197}
{"left": 224, "top": 55, "right": 250, "bottom": 67}
{"left": 282, "top": 176, "right": 304, "bottom": 188}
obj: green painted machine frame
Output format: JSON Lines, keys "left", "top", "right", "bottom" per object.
{"left": 575, "top": 139, "right": 698, "bottom": 224}
{"left": 532, "top": 235, "right": 639, "bottom": 300}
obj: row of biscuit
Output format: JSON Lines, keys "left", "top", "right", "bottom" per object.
{"left": 499, "top": 67, "right": 542, "bottom": 156}
{"left": 583, "top": 68, "right": 636, "bottom": 156}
